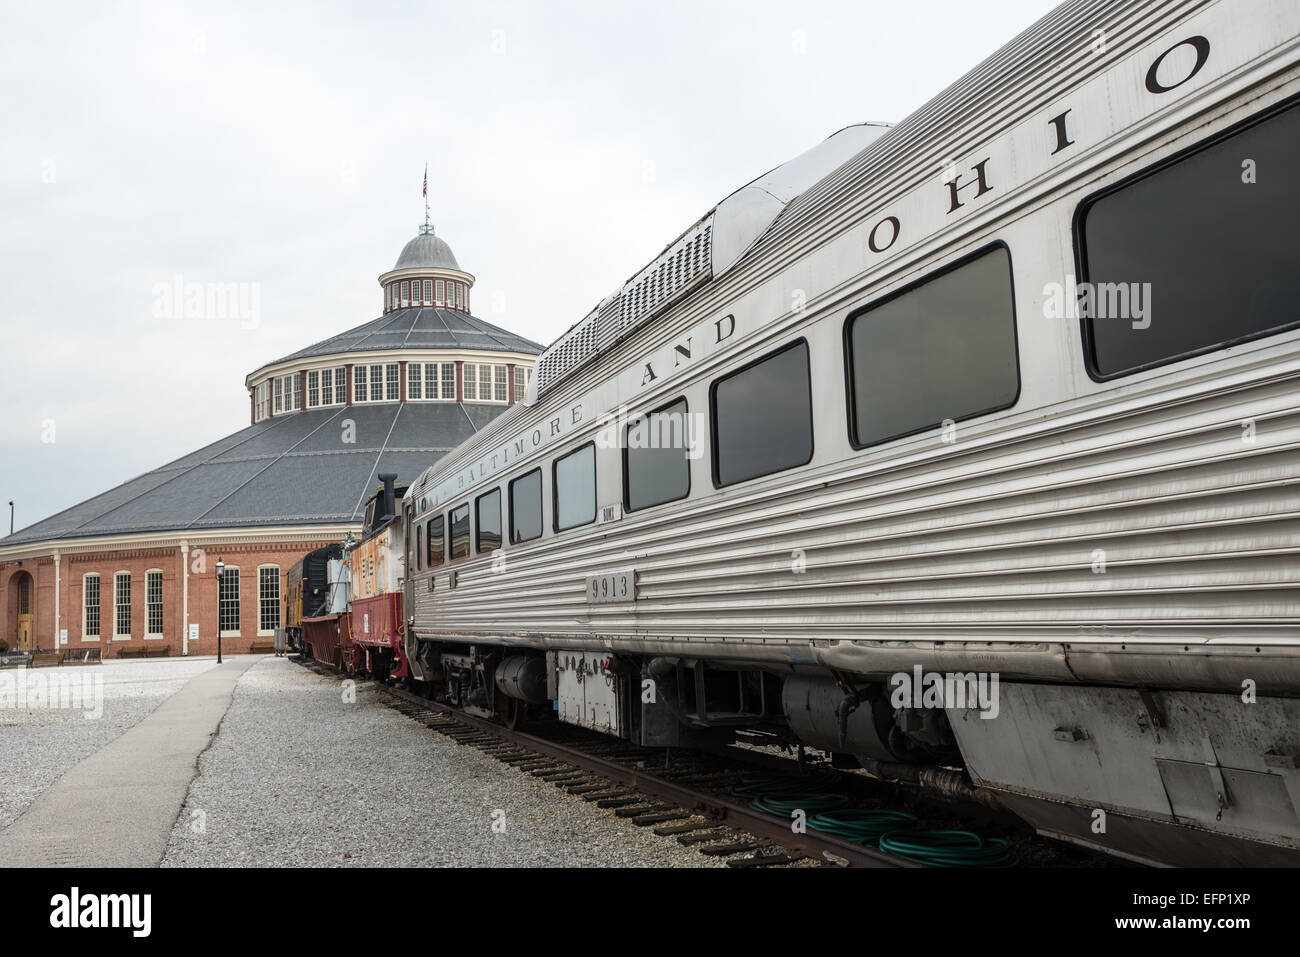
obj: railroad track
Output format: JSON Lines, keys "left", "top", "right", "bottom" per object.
{"left": 293, "top": 656, "right": 914, "bottom": 867}
{"left": 291, "top": 656, "right": 1090, "bottom": 867}
{"left": 297, "top": 658, "right": 913, "bottom": 866}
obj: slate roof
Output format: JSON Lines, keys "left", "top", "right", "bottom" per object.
{"left": 1, "top": 402, "right": 508, "bottom": 547}
{"left": 254, "top": 307, "right": 544, "bottom": 373}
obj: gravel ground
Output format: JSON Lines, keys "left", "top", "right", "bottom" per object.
{"left": 0, "top": 657, "right": 219, "bottom": 830}
{"left": 162, "top": 657, "right": 723, "bottom": 867}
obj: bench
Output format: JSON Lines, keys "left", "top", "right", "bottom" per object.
{"left": 247, "top": 639, "right": 276, "bottom": 654}
{"left": 115, "top": 644, "right": 171, "bottom": 659}
{"left": 30, "top": 648, "right": 63, "bottom": 668}
{"left": 61, "top": 648, "right": 103, "bottom": 665}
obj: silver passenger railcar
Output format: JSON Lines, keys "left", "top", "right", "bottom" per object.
{"left": 402, "top": 0, "right": 1300, "bottom": 865}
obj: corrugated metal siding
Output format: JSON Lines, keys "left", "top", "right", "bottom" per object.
{"left": 406, "top": 0, "right": 1300, "bottom": 689}
{"left": 417, "top": 366, "right": 1299, "bottom": 640}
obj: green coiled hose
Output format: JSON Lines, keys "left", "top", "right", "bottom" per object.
{"left": 732, "top": 771, "right": 841, "bottom": 800}
{"left": 877, "top": 829, "right": 1017, "bottom": 867}
{"left": 807, "top": 809, "right": 918, "bottom": 844}
{"left": 748, "top": 792, "right": 853, "bottom": 816}
{"left": 734, "top": 771, "right": 850, "bottom": 816}
{"left": 734, "top": 773, "right": 1015, "bottom": 867}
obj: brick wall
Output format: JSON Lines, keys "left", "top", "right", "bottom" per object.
{"left": 0, "top": 538, "right": 339, "bottom": 657}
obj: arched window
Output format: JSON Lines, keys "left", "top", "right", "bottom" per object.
{"left": 145, "top": 569, "right": 164, "bottom": 637}
{"left": 258, "top": 565, "right": 280, "bottom": 635}
{"left": 83, "top": 573, "right": 101, "bottom": 639}
{"left": 113, "top": 571, "right": 131, "bottom": 638}
{"left": 219, "top": 566, "right": 240, "bottom": 636}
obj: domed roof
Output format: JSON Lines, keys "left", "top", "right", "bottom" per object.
{"left": 258, "top": 308, "right": 544, "bottom": 370}
{"left": 394, "top": 226, "right": 460, "bottom": 271}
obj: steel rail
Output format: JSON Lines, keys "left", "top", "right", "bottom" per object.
{"left": 364, "top": 675, "right": 912, "bottom": 868}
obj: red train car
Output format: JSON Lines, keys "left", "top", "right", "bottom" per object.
{"left": 301, "top": 613, "right": 356, "bottom": 672}
{"left": 342, "top": 474, "right": 409, "bottom": 680}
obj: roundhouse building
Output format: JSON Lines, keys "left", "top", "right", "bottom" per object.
{"left": 0, "top": 221, "right": 541, "bottom": 657}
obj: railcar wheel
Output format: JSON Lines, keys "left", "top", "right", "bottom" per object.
{"left": 504, "top": 697, "right": 526, "bottom": 731}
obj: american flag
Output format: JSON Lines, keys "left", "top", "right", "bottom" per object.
{"left": 423, "top": 164, "right": 427, "bottom": 198}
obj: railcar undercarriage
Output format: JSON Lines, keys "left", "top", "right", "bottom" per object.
{"left": 401, "top": 635, "right": 1300, "bottom": 867}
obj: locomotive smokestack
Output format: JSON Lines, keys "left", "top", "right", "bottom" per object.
{"left": 378, "top": 473, "right": 398, "bottom": 524}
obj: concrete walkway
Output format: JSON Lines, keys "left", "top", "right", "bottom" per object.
{"left": 0, "top": 656, "right": 261, "bottom": 867}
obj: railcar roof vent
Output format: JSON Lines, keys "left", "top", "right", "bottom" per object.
{"left": 528, "top": 120, "right": 891, "bottom": 401}
{"left": 532, "top": 307, "right": 601, "bottom": 396}
{"left": 608, "top": 216, "right": 714, "bottom": 346}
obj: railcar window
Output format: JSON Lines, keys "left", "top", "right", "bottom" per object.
{"left": 510, "top": 469, "right": 543, "bottom": 543}
{"left": 426, "top": 515, "right": 444, "bottom": 567}
{"left": 712, "top": 340, "right": 813, "bottom": 486}
{"left": 415, "top": 525, "right": 422, "bottom": 571}
{"left": 846, "top": 245, "right": 1017, "bottom": 449}
{"left": 476, "top": 489, "right": 502, "bottom": 553}
{"left": 449, "top": 504, "right": 470, "bottom": 560}
{"left": 1079, "top": 100, "right": 1300, "bottom": 378}
{"left": 553, "top": 443, "right": 596, "bottom": 532}
{"left": 625, "top": 397, "right": 691, "bottom": 510}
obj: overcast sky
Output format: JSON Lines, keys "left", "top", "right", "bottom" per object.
{"left": 0, "top": 0, "right": 1061, "bottom": 537}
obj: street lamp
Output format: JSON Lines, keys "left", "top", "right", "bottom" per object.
{"left": 215, "top": 556, "right": 225, "bottom": 664}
